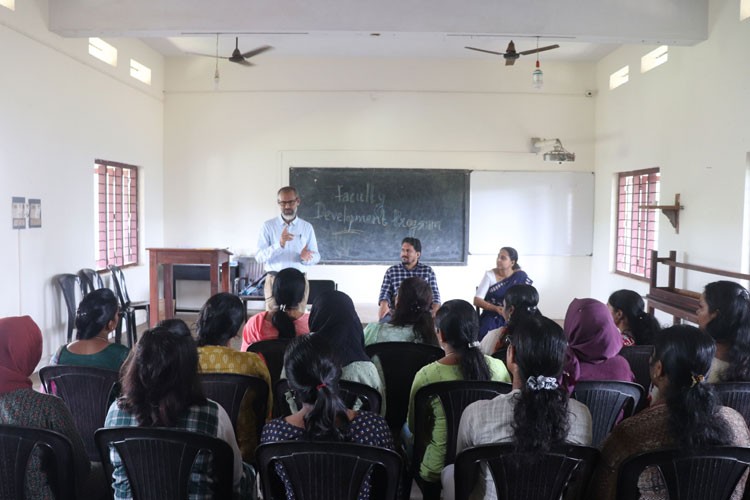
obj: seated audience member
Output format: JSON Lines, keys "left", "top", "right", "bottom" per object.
{"left": 473, "top": 246, "right": 533, "bottom": 340}
{"left": 156, "top": 318, "right": 192, "bottom": 337}
{"left": 479, "top": 284, "right": 541, "bottom": 355}
{"left": 406, "top": 299, "right": 511, "bottom": 490}
{"left": 442, "top": 315, "right": 592, "bottom": 500}
{"left": 0, "top": 316, "right": 106, "bottom": 499}
{"left": 364, "top": 277, "right": 437, "bottom": 346}
{"left": 562, "top": 298, "right": 635, "bottom": 393}
{"left": 50, "top": 288, "right": 129, "bottom": 370}
{"left": 307, "top": 290, "right": 384, "bottom": 396}
{"left": 607, "top": 289, "right": 661, "bottom": 346}
{"left": 260, "top": 334, "right": 394, "bottom": 500}
{"left": 105, "top": 326, "right": 253, "bottom": 498}
{"left": 590, "top": 325, "right": 750, "bottom": 500}
{"left": 241, "top": 268, "right": 310, "bottom": 351}
{"left": 196, "top": 292, "right": 272, "bottom": 462}
{"left": 697, "top": 281, "right": 750, "bottom": 382}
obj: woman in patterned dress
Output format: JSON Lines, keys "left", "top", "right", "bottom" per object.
{"left": 260, "top": 334, "right": 394, "bottom": 499}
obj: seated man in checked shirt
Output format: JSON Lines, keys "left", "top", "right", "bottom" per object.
{"left": 378, "top": 237, "right": 441, "bottom": 321}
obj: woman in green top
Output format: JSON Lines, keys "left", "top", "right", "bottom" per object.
{"left": 51, "top": 288, "right": 129, "bottom": 371}
{"left": 364, "top": 277, "right": 438, "bottom": 346}
{"left": 406, "top": 299, "right": 510, "bottom": 495}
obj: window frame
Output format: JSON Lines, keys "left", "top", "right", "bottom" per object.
{"left": 95, "top": 159, "right": 140, "bottom": 271}
{"left": 614, "top": 167, "right": 660, "bottom": 281}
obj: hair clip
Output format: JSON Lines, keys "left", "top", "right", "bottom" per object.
{"left": 526, "top": 375, "right": 559, "bottom": 391}
{"left": 468, "top": 341, "right": 480, "bottom": 349}
{"left": 690, "top": 373, "right": 705, "bottom": 388}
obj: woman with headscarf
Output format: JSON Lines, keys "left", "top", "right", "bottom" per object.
{"left": 561, "top": 298, "right": 635, "bottom": 393}
{"left": 307, "top": 290, "right": 384, "bottom": 396}
{"left": 0, "top": 316, "right": 105, "bottom": 499}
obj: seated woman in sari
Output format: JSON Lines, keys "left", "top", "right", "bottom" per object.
{"left": 473, "top": 247, "right": 532, "bottom": 340}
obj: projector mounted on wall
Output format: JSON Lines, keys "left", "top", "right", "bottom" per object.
{"left": 531, "top": 137, "right": 576, "bottom": 163}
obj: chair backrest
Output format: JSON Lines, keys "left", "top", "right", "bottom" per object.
{"left": 619, "top": 345, "right": 653, "bottom": 409}
{"left": 38, "top": 365, "right": 120, "bottom": 461}
{"left": 256, "top": 441, "right": 402, "bottom": 500}
{"left": 108, "top": 264, "right": 132, "bottom": 307}
{"left": 617, "top": 447, "right": 750, "bottom": 500}
{"left": 95, "top": 426, "right": 234, "bottom": 500}
{"left": 274, "top": 379, "right": 383, "bottom": 418}
{"left": 414, "top": 380, "right": 512, "bottom": 468}
{"left": 307, "top": 279, "right": 337, "bottom": 305}
{"left": 454, "top": 443, "right": 599, "bottom": 500}
{"left": 246, "top": 338, "right": 292, "bottom": 389}
{"left": 571, "top": 380, "right": 644, "bottom": 448}
{"left": 364, "top": 342, "right": 444, "bottom": 431}
{"left": 56, "top": 273, "right": 80, "bottom": 343}
{"left": 0, "top": 423, "right": 76, "bottom": 500}
{"left": 78, "top": 268, "right": 105, "bottom": 296}
{"left": 713, "top": 382, "right": 750, "bottom": 426}
{"left": 198, "top": 373, "right": 269, "bottom": 439}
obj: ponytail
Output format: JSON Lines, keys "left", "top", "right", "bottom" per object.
{"left": 272, "top": 308, "right": 297, "bottom": 340}
{"left": 272, "top": 268, "right": 307, "bottom": 340}
{"left": 436, "top": 300, "right": 491, "bottom": 381}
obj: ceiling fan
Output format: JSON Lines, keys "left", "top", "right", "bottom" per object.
{"left": 189, "top": 36, "right": 273, "bottom": 66}
{"left": 465, "top": 40, "right": 559, "bottom": 66}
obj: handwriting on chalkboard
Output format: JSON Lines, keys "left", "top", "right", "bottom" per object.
{"left": 313, "top": 183, "right": 442, "bottom": 237}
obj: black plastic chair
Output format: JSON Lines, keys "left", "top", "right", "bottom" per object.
{"left": 246, "top": 338, "right": 291, "bottom": 389}
{"left": 56, "top": 273, "right": 80, "bottom": 342}
{"left": 364, "top": 342, "right": 444, "bottom": 432}
{"left": 571, "top": 380, "right": 644, "bottom": 448}
{"left": 0, "top": 424, "right": 76, "bottom": 500}
{"left": 256, "top": 441, "right": 402, "bottom": 500}
{"left": 198, "top": 372, "right": 269, "bottom": 439}
{"left": 274, "top": 378, "right": 382, "bottom": 418}
{"left": 413, "top": 380, "right": 513, "bottom": 498}
{"left": 713, "top": 382, "right": 750, "bottom": 426}
{"left": 38, "top": 365, "right": 120, "bottom": 461}
{"left": 95, "top": 427, "right": 234, "bottom": 500}
{"left": 619, "top": 345, "right": 653, "bottom": 410}
{"left": 617, "top": 446, "right": 750, "bottom": 500}
{"left": 78, "top": 268, "right": 105, "bottom": 296}
{"left": 108, "top": 264, "right": 150, "bottom": 347}
{"left": 307, "top": 279, "right": 337, "bottom": 305}
{"left": 454, "top": 443, "right": 599, "bottom": 500}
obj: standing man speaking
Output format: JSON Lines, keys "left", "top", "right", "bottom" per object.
{"left": 256, "top": 186, "right": 320, "bottom": 272}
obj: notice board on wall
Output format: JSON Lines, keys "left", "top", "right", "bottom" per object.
{"left": 290, "top": 167, "right": 470, "bottom": 264}
{"left": 469, "top": 170, "right": 594, "bottom": 256}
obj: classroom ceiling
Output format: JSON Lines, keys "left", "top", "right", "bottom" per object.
{"left": 48, "top": 0, "right": 709, "bottom": 62}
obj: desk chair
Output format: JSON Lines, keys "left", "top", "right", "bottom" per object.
{"left": 0, "top": 424, "right": 76, "bottom": 500}
{"left": 307, "top": 279, "right": 337, "bottom": 305}
{"left": 455, "top": 443, "right": 599, "bottom": 500}
{"left": 56, "top": 273, "right": 80, "bottom": 342}
{"left": 713, "top": 382, "right": 750, "bottom": 426}
{"left": 619, "top": 345, "right": 654, "bottom": 411}
{"left": 78, "top": 268, "right": 105, "bottom": 297}
{"left": 247, "top": 338, "right": 292, "bottom": 390}
{"left": 108, "top": 264, "right": 149, "bottom": 347}
{"left": 571, "top": 380, "right": 644, "bottom": 448}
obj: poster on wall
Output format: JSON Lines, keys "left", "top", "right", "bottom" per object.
{"left": 28, "top": 198, "right": 42, "bottom": 228}
{"left": 12, "top": 197, "right": 25, "bottom": 229}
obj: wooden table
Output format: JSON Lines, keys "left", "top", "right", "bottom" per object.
{"left": 147, "top": 248, "right": 232, "bottom": 326}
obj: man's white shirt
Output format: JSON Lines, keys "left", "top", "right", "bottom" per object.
{"left": 255, "top": 215, "right": 320, "bottom": 272}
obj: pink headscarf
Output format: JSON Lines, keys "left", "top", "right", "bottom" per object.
{"left": 562, "top": 298, "right": 623, "bottom": 391}
{"left": 0, "top": 316, "right": 43, "bottom": 394}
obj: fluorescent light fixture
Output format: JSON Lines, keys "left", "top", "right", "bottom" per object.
{"left": 0, "top": 0, "right": 15, "bottom": 10}
{"left": 742, "top": 0, "right": 750, "bottom": 20}
{"left": 129, "top": 59, "right": 152, "bottom": 85}
{"left": 641, "top": 46, "right": 669, "bottom": 73}
{"left": 609, "top": 65, "right": 629, "bottom": 90}
{"left": 88, "top": 38, "right": 118, "bottom": 66}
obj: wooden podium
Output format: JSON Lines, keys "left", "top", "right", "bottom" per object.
{"left": 147, "top": 248, "right": 232, "bottom": 326}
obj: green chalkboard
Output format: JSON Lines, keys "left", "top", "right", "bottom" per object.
{"left": 290, "top": 168, "right": 470, "bottom": 265}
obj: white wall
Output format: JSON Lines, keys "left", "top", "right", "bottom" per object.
{"left": 163, "top": 55, "right": 597, "bottom": 319}
{"left": 0, "top": 1, "right": 165, "bottom": 360}
{"left": 590, "top": 0, "right": 750, "bottom": 308}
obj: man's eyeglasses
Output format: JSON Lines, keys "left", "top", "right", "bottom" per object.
{"left": 277, "top": 199, "right": 298, "bottom": 206}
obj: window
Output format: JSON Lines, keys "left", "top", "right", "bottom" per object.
{"left": 88, "top": 38, "right": 118, "bottom": 66}
{"left": 129, "top": 59, "right": 152, "bottom": 85}
{"left": 615, "top": 168, "right": 660, "bottom": 280}
{"left": 641, "top": 46, "right": 669, "bottom": 73}
{"left": 0, "top": 0, "right": 15, "bottom": 11}
{"left": 95, "top": 161, "right": 139, "bottom": 270}
{"left": 742, "top": 0, "right": 750, "bottom": 21}
{"left": 609, "top": 65, "right": 629, "bottom": 90}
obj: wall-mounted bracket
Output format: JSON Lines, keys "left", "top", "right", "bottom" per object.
{"left": 640, "top": 193, "right": 683, "bottom": 233}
